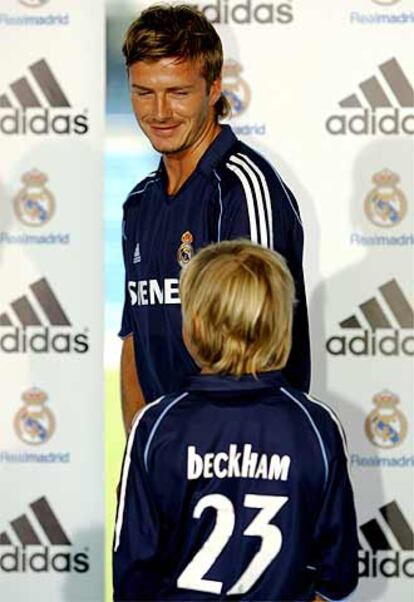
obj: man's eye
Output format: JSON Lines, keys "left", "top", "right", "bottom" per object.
{"left": 133, "top": 90, "right": 151, "bottom": 97}
{"left": 173, "top": 90, "right": 189, "bottom": 96}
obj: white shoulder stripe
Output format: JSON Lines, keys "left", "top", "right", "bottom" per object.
{"left": 144, "top": 392, "right": 189, "bottom": 471}
{"left": 127, "top": 177, "right": 159, "bottom": 198}
{"left": 305, "top": 393, "right": 352, "bottom": 480}
{"left": 280, "top": 387, "right": 329, "bottom": 488}
{"left": 213, "top": 169, "right": 223, "bottom": 242}
{"left": 226, "top": 161, "right": 258, "bottom": 243}
{"left": 113, "top": 395, "right": 165, "bottom": 552}
{"left": 248, "top": 148, "right": 303, "bottom": 227}
{"left": 229, "top": 154, "right": 268, "bottom": 248}
{"left": 237, "top": 153, "right": 274, "bottom": 249}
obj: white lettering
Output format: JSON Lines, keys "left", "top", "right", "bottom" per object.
{"left": 213, "top": 452, "right": 228, "bottom": 478}
{"left": 254, "top": 455, "right": 268, "bottom": 479}
{"left": 128, "top": 279, "right": 180, "bottom": 306}
{"left": 241, "top": 444, "right": 259, "bottom": 478}
{"left": 187, "top": 445, "right": 203, "bottom": 480}
{"left": 127, "top": 281, "right": 138, "bottom": 305}
{"left": 138, "top": 280, "right": 148, "bottom": 305}
{"left": 203, "top": 453, "right": 214, "bottom": 478}
{"left": 149, "top": 279, "right": 164, "bottom": 304}
{"left": 187, "top": 444, "right": 291, "bottom": 482}
{"left": 268, "top": 455, "right": 291, "bottom": 481}
{"left": 165, "top": 278, "right": 180, "bottom": 304}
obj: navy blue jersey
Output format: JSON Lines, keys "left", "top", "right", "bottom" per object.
{"left": 119, "top": 126, "right": 310, "bottom": 401}
{"left": 113, "top": 371, "right": 358, "bottom": 601}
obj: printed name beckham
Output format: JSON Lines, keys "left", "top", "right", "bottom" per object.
{"left": 187, "top": 444, "right": 291, "bottom": 481}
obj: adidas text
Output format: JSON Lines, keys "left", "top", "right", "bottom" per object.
{"left": 0, "top": 327, "right": 89, "bottom": 354}
{"left": 0, "top": 546, "right": 89, "bottom": 574}
{"left": 0, "top": 109, "right": 89, "bottom": 136}
{"left": 326, "top": 109, "right": 414, "bottom": 136}
{"left": 326, "top": 330, "right": 414, "bottom": 356}
{"left": 359, "top": 551, "right": 413, "bottom": 579}
{"left": 195, "top": 0, "right": 293, "bottom": 24}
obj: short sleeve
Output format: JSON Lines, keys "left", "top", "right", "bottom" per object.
{"left": 118, "top": 216, "right": 133, "bottom": 339}
{"left": 311, "top": 436, "right": 359, "bottom": 600}
{"left": 113, "top": 413, "right": 161, "bottom": 600}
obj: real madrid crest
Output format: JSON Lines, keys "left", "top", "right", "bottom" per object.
{"left": 222, "top": 59, "right": 251, "bottom": 118}
{"left": 364, "top": 169, "right": 407, "bottom": 228}
{"left": 14, "top": 169, "right": 55, "bottom": 227}
{"left": 14, "top": 387, "right": 55, "bottom": 445}
{"left": 177, "top": 231, "right": 194, "bottom": 268}
{"left": 365, "top": 390, "right": 407, "bottom": 449}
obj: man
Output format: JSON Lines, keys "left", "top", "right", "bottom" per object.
{"left": 113, "top": 240, "right": 359, "bottom": 601}
{"left": 119, "top": 4, "right": 310, "bottom": 431}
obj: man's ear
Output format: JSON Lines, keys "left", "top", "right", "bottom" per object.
{"left": 208, "top": 77, "right": 222, "bottom": 107}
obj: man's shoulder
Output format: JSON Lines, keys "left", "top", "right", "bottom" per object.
{"left": 215, "top": 137, "right": 293, "bottom": 204}
{"left": 123, "top": 171, "right": 160, "bottom": 210}
{"left": 215, "top": 136, "right": 275, "bottom": 180}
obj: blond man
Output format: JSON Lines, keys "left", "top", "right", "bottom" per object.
{"left": 114, "top": 241, "right": 358, "bottom": 601}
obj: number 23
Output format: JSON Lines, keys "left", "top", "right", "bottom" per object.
{"left": 177, "top": 493, "right": 288, "bottom": 595}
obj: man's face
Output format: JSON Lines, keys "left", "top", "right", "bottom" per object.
{"left": 128, "top": 57, "right": 221, "bottom": 155}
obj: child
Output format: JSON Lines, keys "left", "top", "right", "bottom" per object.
{"left": 113, "top": 240, "right": 358, "bottom": 601}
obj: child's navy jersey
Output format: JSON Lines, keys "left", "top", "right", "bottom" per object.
{"left": 113, "top": 371, "right": 359, "bottom": 601}
{"left": 119, "top": 126, "right": 310, "bottom": 401}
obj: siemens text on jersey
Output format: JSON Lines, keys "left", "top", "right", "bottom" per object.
{"left": 128, "top": 279, "right": 180, "bottom": 306}
{"left": 187, "top": 444, "right": 291, "bottom": 481}
{"left": 194, "top": 0, "right": 293, "bottom": 24}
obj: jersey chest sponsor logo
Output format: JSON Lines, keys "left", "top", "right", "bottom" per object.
{"left": 187, "top": 443, "right": 291, "bottom": 481}
{"left": 128, "top": 278, "right": 180, "bottom": 307}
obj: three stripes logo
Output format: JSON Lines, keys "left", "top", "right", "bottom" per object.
{"left": 326, "top": 57, "right": 414, "bottom": 135}
{"left": 0, "top": 59, "right": 88, "bottom": 136}
{"left": 359, "top": 500, "right": 414, "bottom": 578}
{"left": 0, "top": 277, "right": 89, "bottom": 353}
{"left": 0, "top": 496, "right": 89, "bottom": 573}
{"left": 326, "top": 278, "right": 414, "bottom": 356}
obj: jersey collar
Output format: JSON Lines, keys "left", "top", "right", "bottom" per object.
{"left": 156, "top": 125, "right": 237, "bottom": 180}
{"left": 185, "top": 370, "right": 288, "bottom": 393}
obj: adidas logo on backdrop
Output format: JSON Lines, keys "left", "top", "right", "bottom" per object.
{"left": 0, "top": 277, "right": 89, "bottom": 354}
{"left": 359, "top": 500, "right": 414, "bottom": 578}
{"left": 0, "top": 59, "right": 88, "bottom": 136}
{"left": 326, "top": 57, "right": 414, "bottom": 136}
{"left": 326, "top": 278, "right": 414, "bottom": 356}
{"left": 0, "top": 496, "right": 89, "bottom": 573}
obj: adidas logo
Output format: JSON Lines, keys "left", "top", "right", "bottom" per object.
{"left": 0, "top": 59, "right": 88, "bottom": 136}
{"left": 0, "top": 496, "right": 89, "bottom": 573}
{"left": 133, "top": 243, "right": 141, "bottom": 264}
{"left": 0, "top": 277, "right": 89, "bottom": 354}
{"left": 195, "top": 0, "right": 293, "bottom": 25}
{"left": 326, "top": 278, "right": 414, "bottom": 356}
{"left": 326, "top": 57, "right": 414, "bottom": 135}
{"left": 359, "top": 500, "right": 414, "bottom": 578}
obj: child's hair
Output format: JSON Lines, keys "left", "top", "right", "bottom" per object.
{"left": 180, "top": 240, "right": 295, "bottom": 376}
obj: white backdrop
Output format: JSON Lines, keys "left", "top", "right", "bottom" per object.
{"left": 0, "top": 1, "right": 104, "bottom": 600}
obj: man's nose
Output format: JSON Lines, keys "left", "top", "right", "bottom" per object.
{"left": 154, "top": 94, "right": 171, "bottom": 120}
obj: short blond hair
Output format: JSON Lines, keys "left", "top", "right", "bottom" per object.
{"left": 180, "top": 240, "right": 295, "bottom": 376}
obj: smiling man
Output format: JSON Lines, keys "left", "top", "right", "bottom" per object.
{"left": 119, "top": 4, "right": 311, "bottom": 431}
